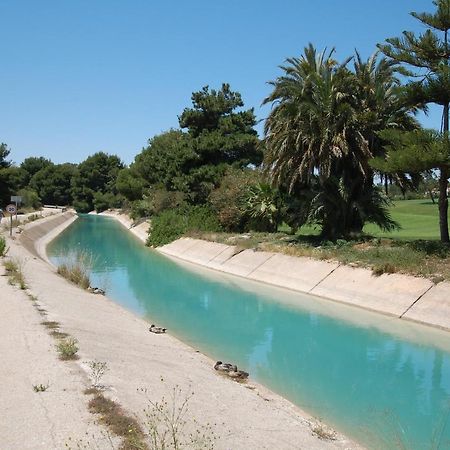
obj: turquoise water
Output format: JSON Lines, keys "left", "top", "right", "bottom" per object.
{"left": 48, "top": 215, "right": 450, "bottom": 449}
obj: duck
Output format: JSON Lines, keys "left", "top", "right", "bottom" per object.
{"left": 149, "top": 324, "right": 167, "bottom": 334}
{"left": 214, "top": 361, "right": 237, "bottom": 373}
{"left": 228, "top": 369, "right": 249, "bottom": 380}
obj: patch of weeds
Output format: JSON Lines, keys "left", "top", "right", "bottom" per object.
{"left": 56, "top": 337, "right": 79, "bottom": 360}
{"left": 57, "top": 251, "right": 93, "bottom": 290}
{"left": 88, "top": 394, "right": 147, "bottom": 450}
{"left": 372, "top": 262, "right": 397, "bottom": 276}
{"left": 42, "top": 321, "right": 60, "bottom": 329}
{"left": 0, "top": 236, "right": 8, "bottom": 257}
{"left": 33, "top": 383, "right": 49, "bottom": 393}
{"left": 3, "top": 258, "right": 27, "bottom": 289}
{"left": 141, "top": 384, "right": 217, "bottom": 450}
{"left": 88, "top": 360, "right": 109, "bottom": 388}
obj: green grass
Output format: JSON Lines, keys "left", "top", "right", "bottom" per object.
{"left": 364, "top": 199, "right": 443, "bottom": 240}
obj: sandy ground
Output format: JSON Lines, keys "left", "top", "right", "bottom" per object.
{"left": 0, "top": 212, "right": 362, "bottom": 450}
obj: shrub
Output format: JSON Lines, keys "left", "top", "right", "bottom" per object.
{"left": 17, "top": 188, "right": 41, "bottom": 209}
{"left": 131, "top": 188, "right": 186, "bottom": 220}
{"left": 209, "top": 168, "right": 261, "bottom": 232}
{"left": 56, "top": 337, "right": 79, "bottom": 360}
{"left": 147, "top": 205, "right": 221, "bottom": 247}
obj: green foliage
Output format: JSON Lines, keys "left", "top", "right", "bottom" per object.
{"left": 56, "top": 337, "right": 79, "bottom": 360}
{"left": 17, "top": 188, "right": 41, "bottom": 209}
{"left": 208, "top": 168, "right": 260, "bottom": 231}
{"left": 378, "top": 0, "right": 450, "bottom": 242}
{"left": 372, "top": 129, "right": 449, "bottom": 173}
{"left": 20, "top": 157, "right": 53, "bottom": 185}
{"left": 0, "top": 236, "right": 7, "bottom": 257}
{"left": 71, "top": 152, "right": 124, "bottom": 212}
{"left": 116, "top": 167, "right": 145, "bottom": 201}
{"left": 30, "top": 163, "right": 76, "bottom": 205}
{"left": 147, "top": 205, "right": 221, "bottom": 247}
{"left": 245, "top": 182, "right": 283, "bottom": 232}
{"left": 129, "top": 85, "right": 261, "bottom": 207}
{"left": 263, "top": 45, "right": 409, "bottom": 239}
{"left": 93, "top": 191, "right": 123, "bottom": 213}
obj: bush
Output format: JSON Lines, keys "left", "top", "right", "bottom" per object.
{"left": 147, "top": 205, "right": 221, "bottom": 247}
{"left": 56, "top": 337, "right": 79, "bottom": 360}
{"left": 131, "top": 188, "right": 186, "bottom": 220}
{"left": 17, "top": 188, "right": 41, "bottom": 209}
{"left": 209, "top": 168, "right": 261, "bottom": 231}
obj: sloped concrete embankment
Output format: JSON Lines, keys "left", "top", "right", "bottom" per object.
{"left": 19, "top": 211, "right": 78, "bottom": 261}
{"left": 158, "top": 237, "right": 450, "bottom": 332}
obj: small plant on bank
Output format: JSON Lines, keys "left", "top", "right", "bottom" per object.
{"left": 56, "top": 337, "right": 79, "bottom": 360}
{"left": 88, "top": 360, "right": 109, "bottom": 388}
{"left": 0, "top": 236, "right": 8, "bottom": 257}
{"left": 57, "top": 251, "right": 93, "bottom": 290}
{"left": 33, "top": 383, "right": 49, "bottom": 393}
{"left": 142, "top": 384, "right": 217, "bottom": 450}
{"left": 3, "top": 258, "right": 27, "bottom": 289}
{"left": 88, "top": 393, "right": 147, "bottom": 450}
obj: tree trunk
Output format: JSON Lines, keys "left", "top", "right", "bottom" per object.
{"left": 438, "top": 102, "right": 450, "bottom": 242}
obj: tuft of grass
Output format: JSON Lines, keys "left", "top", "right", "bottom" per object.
{"left": 33, "top": 383, "right": 49, "bottom": 393}
{"left": 3, "top": 258, "right": 27, "bottom": 289}
{"left": 0, "top": 236, "right": 8, "bottom": 257}
{"left": 311, "top": 422, "right": 337, "bottom": 441}
{"left": 41, "top": 321, "right": 60, "bottom": 329}
{"left": 56, "top": 337, "right": 79, "bottom": 360}
{"left": 57, "top": 251, "right": 93, "bottom": 290}
{"left": 84, "top": 387, "right": 101, "bottom": 396}
{"left": 88, "top": 394, "right": 147, "bottom": 450}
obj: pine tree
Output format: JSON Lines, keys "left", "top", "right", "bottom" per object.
{"left": 378, "top": 0, "right": 450, "bottom": 242}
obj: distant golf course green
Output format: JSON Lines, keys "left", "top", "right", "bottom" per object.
{"left": 364, "top": 199, "right": 444, "bottom": 240}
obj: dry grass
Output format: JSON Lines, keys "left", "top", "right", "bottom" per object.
{"left": 56, "top": 250, "right": 94, "bottom": 290}
{"left": 194, "top": 230, "right": 450, "bottom": 281}
{"left": 3, "top": 258, "right": 27, "bottom": 289}
{"left": 88, "top": 394, "right": 147, "bottom": 450}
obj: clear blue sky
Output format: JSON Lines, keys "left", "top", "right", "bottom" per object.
{"left": 0, "top": 0, "right": 441, "bottom": 165}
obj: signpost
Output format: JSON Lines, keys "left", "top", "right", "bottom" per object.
{"left": 5, "top": 204, "right": 17, "bottom": 237}
{"left": 10, "top": 195, "right": 22, "bottom": 221}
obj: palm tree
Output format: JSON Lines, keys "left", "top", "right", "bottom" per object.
{"left": 263, "top": 44, "right": 398, "bottom": 239}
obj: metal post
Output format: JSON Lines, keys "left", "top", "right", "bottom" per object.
{"left": 10, "top": 214, "right": 12, "bottom": 237}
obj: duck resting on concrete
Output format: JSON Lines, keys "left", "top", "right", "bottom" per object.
{"left": 149, "top": 324, "right": 167, "bottom": 334}
{"left": 214, "top": 361, "right": 238, "bottom": 373}
{"left": 88, "top": 287, "right": 106, "bottom": 295}
{"left": 227, "top": 369, "right": 249, "bottom": 380}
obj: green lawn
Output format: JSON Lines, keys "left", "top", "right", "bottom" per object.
{"left": 364, "top": 199, "right": 443, "bottom": 240}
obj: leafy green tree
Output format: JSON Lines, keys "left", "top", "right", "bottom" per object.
{"left": 21, "top": 157, "right": 53, "bottom": 185}
{"left": 263, "top": 45, "right": 400, "bottom": 239}
{"left": 116, "top": 167, "right": 145, "bottom": 201}
{"left": 71, "top": 152, "right": 124, "bottom": 212}
{"left": 30, "top": 163, "right": 77, "bottom": 205}
{"left": 178, "top": 84, "right": 261, "bottom": 201}
{"left": 378, "top": 0, "right": 450, "bottom": 241}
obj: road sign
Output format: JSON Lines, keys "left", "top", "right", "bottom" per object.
{"left": 11, "top": 196, "right": 22, "bottom": 204}
{"left": 6, "top": 204, "right": 17, "bottom": 215}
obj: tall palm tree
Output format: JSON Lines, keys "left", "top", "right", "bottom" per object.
{"left": 263, "top": 45, "right": 398, "bottom": 239}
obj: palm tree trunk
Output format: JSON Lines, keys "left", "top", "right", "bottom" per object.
{"left": 438, "top": 102, "right": 449, "bottom": 243}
